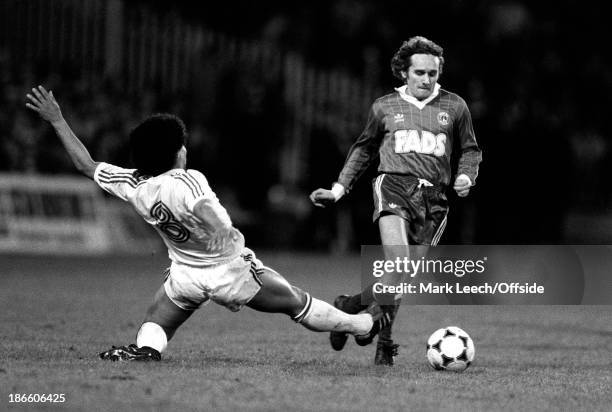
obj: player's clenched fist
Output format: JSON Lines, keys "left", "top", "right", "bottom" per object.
{"left": 453, "top": 174, "right": 472, "bottom": 197}
{"left": 25, "top": 85, "right": 63, "bottom": 125}
{"left": 310, "top": 188, "right": 336, "bottom": 208}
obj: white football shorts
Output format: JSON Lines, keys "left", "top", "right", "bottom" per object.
{"left": 163, "top": 248, "right": 264, "bottom": 312}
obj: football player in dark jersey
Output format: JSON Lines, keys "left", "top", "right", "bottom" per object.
{"left": 310, "top": 36, "right": 482, "bottom": 365}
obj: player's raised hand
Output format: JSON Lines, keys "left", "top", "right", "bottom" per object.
{"left": 453, "top": 174, "right": 472, "bottom": 197}
{"left": 25, "top": 85, "right": 63, "bottom": 124}
{"left": 310, "top": 188, "right": 337, "bottom": 208}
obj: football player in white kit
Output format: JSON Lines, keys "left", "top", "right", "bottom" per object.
{"left": 26, "top": 86, "right": 387, "bottom": 361}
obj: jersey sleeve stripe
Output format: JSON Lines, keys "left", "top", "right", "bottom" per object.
{"left": 184, "top": 173, "right": 205, "bottom": 197}
{"left": 98, "top": 170, "right": 138, "bottom": 185}
{"left": 98, "top": 176, "right": 138, "bottom": 186}
{"left": 98, "top": 169, "right": 136, "bottom": 178}
{"left": 99, "top": 170, "right": 135, "bottom": 178}
{"left": 98, "top": 176, "right": 138, "bottom": 188}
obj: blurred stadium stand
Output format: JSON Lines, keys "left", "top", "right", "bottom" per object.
{"left": 1, "top": 0, "right": 611, "bottom": 254}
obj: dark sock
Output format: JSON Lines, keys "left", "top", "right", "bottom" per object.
{"left": 379, "top": 304, "right": 400, "bottom": 342}
{"left": 344, "top": 286, "right": 374, "bottom": 313}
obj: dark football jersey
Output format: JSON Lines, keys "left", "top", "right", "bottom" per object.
{"left": 337, "top": 86, "right": 482, "bottom": 191}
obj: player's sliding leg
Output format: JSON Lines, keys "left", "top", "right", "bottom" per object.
{"left": 139, "top": 285, "right": 194, "bottom": 348}
{"left": 246, "top": 267, "right": 385, "bottom": 337}
{"left": 100, "top": 285, "right": 194, "bottom": 361}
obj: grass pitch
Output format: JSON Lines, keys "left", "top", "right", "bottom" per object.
{"left": 1, "top": 253, "right": 611, "bottom": 411}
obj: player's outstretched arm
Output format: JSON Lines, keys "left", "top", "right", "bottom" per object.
{"left": 25, "top": 85, "right": 98, "bottom": 179}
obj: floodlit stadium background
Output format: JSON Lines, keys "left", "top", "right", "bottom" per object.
{"left": 2, "top": 3, "right": 611, "bottom": 411}
{"left": 1, "top": 0, "right": 611, "bottom": 255}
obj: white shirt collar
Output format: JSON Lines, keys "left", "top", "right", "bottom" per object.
{"left": 395, "top": 83, "right": 441, "bottom": 110}
{"left": 164, "top": 168, "right": 186, "bottom": 176}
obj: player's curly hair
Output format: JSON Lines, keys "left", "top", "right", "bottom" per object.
{"left": 391, "top": 36, "right": 445, "bottom": 80}
{"left": 129, "top": 113, "right": 187, "bottom": 176}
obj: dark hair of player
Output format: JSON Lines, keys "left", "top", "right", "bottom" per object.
{"left": 129, "top": 113, "right": 187, "bottom": 176}
{"left": 390, "top": 36, "right": 445, "bottom": 80}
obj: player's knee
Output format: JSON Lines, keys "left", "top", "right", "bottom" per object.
{"left": 143, "top": 290, "right": 192, "bottom": 337}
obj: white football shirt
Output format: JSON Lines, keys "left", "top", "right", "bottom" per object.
{"left": 94, "top": 162, "right": 245, "bottom": 267}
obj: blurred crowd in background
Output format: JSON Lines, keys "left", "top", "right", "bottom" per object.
{"left": 1, "top": 0, "right": 611, "bottom": 248}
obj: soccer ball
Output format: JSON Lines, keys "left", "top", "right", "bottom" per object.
{"left": 426, "top": 326, "right": 475, "bottom": 372}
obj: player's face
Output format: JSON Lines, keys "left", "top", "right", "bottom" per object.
{"left": 401, "top": 54, "right": 440, "bottom": 100}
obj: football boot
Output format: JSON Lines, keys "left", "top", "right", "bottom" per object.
{"left": 99, "top": 344, "right": 161, "bottom": 361}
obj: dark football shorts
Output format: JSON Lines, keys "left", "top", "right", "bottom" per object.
{"left": 372, "top": 173, "right": 448, "bottom": 246}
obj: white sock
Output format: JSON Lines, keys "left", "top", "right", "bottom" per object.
{"left": 136, "top": 322, "right": 168, "bottom": 353}
{"left": 297, "top": 297, "right": 373, "bottom": 335}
